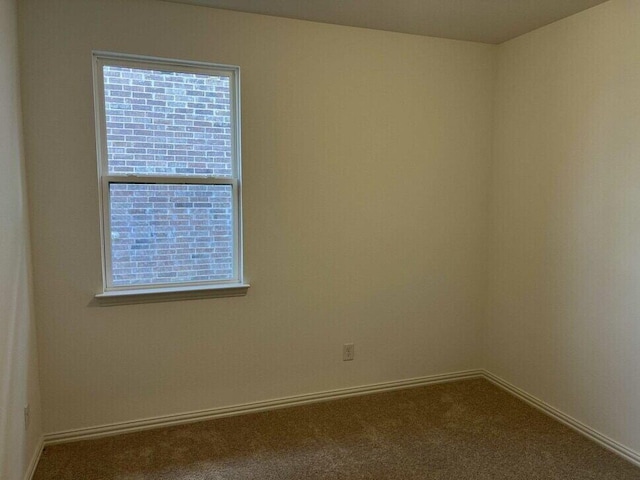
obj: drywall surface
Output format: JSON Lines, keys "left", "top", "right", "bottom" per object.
{"left": 0, "top": 0, "right": 43, "bottom": 477}
{"left": 19, "top": 0, "right": 494, "bottom": 433}
{"left": 489, "top": 0, "right": 640, "bottom": 453}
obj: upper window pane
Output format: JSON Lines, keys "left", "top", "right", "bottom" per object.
{"left": 103, "top": 65, "right": 232, "bottom": 176}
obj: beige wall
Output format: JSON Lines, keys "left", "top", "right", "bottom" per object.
{"left": 20, "top": 0, "right": 495, "bottom": 433}
{"left": 0, "top": 0, "right": 43, "bottom": 477}
{"left": 488, "top": 0, "right": 640, "bottom": 453}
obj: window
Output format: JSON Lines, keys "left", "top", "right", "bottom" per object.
{"left": 93, "top": 52, "right": 247, "bottom": 303}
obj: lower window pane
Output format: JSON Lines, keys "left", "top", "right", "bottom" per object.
{"left": 109, "top": 183, "right": 234, "bottom": 287}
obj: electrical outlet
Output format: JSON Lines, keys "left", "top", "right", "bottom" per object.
{"left": 24, "top": 404, "right": 30, "bottom": 430}
{"left": 343, "top": 343, "right": 355, "bottom": 361}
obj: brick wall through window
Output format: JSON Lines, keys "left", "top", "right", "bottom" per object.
{"left": 103, "top": 65, "right": 234, "bottom": 286}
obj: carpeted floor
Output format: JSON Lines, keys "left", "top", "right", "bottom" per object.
{"left": 34, "top": 378, "right": 640, "bottom": 479}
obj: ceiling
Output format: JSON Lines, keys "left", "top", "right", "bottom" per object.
{"left": 161, "top": 0, "right": 609, "bottom": 44}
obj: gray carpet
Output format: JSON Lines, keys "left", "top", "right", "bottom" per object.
{"left": 34, "top": 378, "right": 640, "bottom": 479}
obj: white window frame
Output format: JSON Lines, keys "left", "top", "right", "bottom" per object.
{"left": 92, "top": 52, "right": 248, "bottom": 305}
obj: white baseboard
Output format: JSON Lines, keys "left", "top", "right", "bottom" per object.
{"left": 483, "top": 370, "right": 640, "bottom": 468}
{"left": 24, "top": 436, "right": 44, "bottom": 480}
{"left": 43, "top": 369, "right": 483, "bottom": 445}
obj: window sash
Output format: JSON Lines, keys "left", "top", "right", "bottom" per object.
{"left": 94, "top": 53, "right": 241, "bottom": 180}
{"left": 102, "top": 180, "right": 240, "bottom": 291}
{"left": 93, "top": 52, "right": 243, "bottom": 293}
{"left": 103, "top": 175, "right": 237, "bottom": 185}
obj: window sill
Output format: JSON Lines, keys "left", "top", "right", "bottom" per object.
{"left": 94, "top": 283, "right": 250, "bottom": 306}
